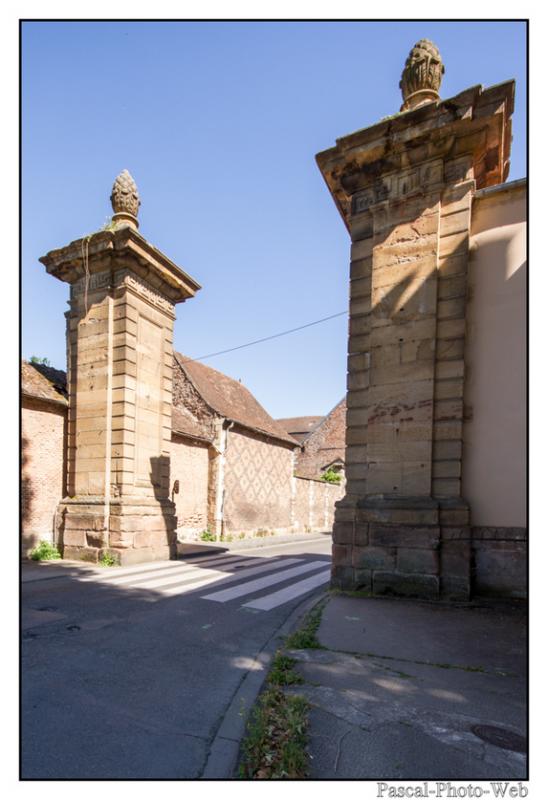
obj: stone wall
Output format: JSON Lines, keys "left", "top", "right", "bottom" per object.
{"left": 293, "top": 477, "right": 344, "bottom": 532}
{"left": 472, "top": 527, "right": 526, "bottom": 599}
{"left": 223, "top": 426, "right": 294, "bottom": 536}
{"left": 170, "top": 435, "right": 210, "bottom": 540}
{"left": 317, "top": 76, "right": 519, "bottom": 600}
{"left": 22, "top": 398, "right": 66, "bottom": 556}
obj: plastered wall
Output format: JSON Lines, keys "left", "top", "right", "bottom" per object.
{"left": 463, "top": 182, "right": 526, "bottom": 529}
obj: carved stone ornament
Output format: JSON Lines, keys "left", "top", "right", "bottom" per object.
{"left": 110, "top": 169, "right": 140, "bottom": 218}
{"left": 400, "top": 39, "right": 445, "bottom": 112}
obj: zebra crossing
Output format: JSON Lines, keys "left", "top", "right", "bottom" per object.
{"left": 73, "top": 551, "right": 331, "bottom": 611}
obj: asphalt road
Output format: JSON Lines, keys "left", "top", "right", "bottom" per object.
{"left": 21, "top": 536, "right": 332, "bottom": 779}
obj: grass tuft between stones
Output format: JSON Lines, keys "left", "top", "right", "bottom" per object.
{"left": 30, "top": 541, "right": 61, "bottom": 562}
{"left": 238, "top": 687, "right": 310, "bottom": 779}
{"left": 284, "top": 599, "right": 327, "bottom": 650}
{"left": 269, "top": 652, "right": 304, "bottom": 687}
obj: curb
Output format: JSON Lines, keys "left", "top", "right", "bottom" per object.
{"left": 178, "top": 532, "right": 331, "bottom": 558}
{"left": 199, "top": 588, "right": 330, "bottom": 779}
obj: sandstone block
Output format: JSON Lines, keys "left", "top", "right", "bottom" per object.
{"left": 349, "top": 316, "right": 369, "bottom": 337}
{"left": 435, "top": 360, "right": 465, "bottom": 380}
{"left": 62, "top": 530, "right": 87, "bottom": 547}
{"left": 355, "top": 523, "right": 369, "bottom": 546}
{"left": 115, "top": 544, "right": 174, "bottom": 566}
{"left": 345, "top": 426, "right": 368, "bottom": 445}
{"left": 86, "top": 531, "right": 108, "bottom": 548}
{"left": 371, "top": 279, "right": 437, "bottom": 325}
{"left": 397, "top": 547, "right": 439, "bottom": 575}
{"left": 64, "top": 514, "right": 106, "bottom": 532}
{"left": 434, "top": 399, "right": 463, "bottom": 421}
{"left": 350, "top": 276, "right": 372, "bottom": 299}
{"left": 347, "top": 389, "right": 368, "bottom": 409}
{"left": 438, "top": 274, "right": 467, "bottom": 300}
{"left": 438, "top": 230, "right": 469, "bottom": 259}
{"left": 433, "top": 419, "right": 463, "bottom": 441}
{"left": 351, "top": 238, "right": 374, "bottom": 261}
{"left": 353, "top": 569, "right": 372, "bottom": 591}
{"left": 437, "top": 319, "right": 466, "bottom": 340}
{"left": 330, "top": 565, "right": 354, "bottom": 590}
{"left": 472, "top": 542, "right": 526, "bottom": 598}
{"left": 349, "top": 296, "right": 370, "bottom": 316}
{"left": 369, "top": 524, "right": 440, "bottom": 548}
{"left": 440, "top": 576, "right": 470, "bottom": 601}
{"left": 438, "top": 253, "right": 468, "bottom": 277}
{"left": 350, "top": 258, "right": 372, "bottom": 281}
{"left": 345, "top": 445, "right": 368, "bottom": 465}
{"left": 370, "top": 318, "right": 436, "bottom": 348}
{"left": 432, "top": 460, "right": 461, "bottom": 479}
{"left": 352, "top": 545, "right": 396, "bottom": 570}
{"left": 433, "top": 440, "right": 463, "bottom": 461}
{"left": 332, "top": 543, "right": 352, "bottom": 566}
{"left": 134, "top": 530, "right": 173, "bottom": 549}
{"left": 432, "top": 478, "right": 461, "bottom": 496}
{"left": 438, "top": 298, "right": 467, "bottom": 320}
{"left": 332, "top": 522, "right": 354, "bottom": 545}
{"left": 347, "top": 370, "right": 369, "bottom": 391}
{"left": 439, "top": 208, "right": 470, "bottom": 237}
{"left": 348, "top": 334, "right": 370, "bottom": 354}
{"left": 63, "top": 545, "right": 99, "bottom": 563}
{"left": 373, "top": 571, "right": 439, "bottom": 599}
{"left": 350, "top": 212, "right": 374, "bottom": 240}
{"left": 440, "top": 540, "right": 471, "bottom": 576}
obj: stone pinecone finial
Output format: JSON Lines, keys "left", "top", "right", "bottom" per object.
{"left": 400, "top": 39, "right": 445, "bottom": 112}
{"left": 110, "top": 169, "right": 140, "bottom": 220}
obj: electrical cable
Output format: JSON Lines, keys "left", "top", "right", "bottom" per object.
{"left": 178, "top": 310, "right": 348, "bottom": 365}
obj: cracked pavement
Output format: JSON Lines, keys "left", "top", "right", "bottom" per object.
{"left": 283, "top": 595, "right": 527, "bottom": 780}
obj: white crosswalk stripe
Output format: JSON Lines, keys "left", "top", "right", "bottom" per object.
{"left": 158, "top": 557, "right": 304, "bottom": 596}
{"left": 243, "top": 569, "right": 331, "bottom": 611}
{"left": 77, "top": 555, "right": 255, "bottom": 584}
{"left": 66, "top": 552, "right": 330, "bottom": 611}
{"left": 75, "top": 555, "right": 306, "bottom": 597}
{"left": 201, "top": 560, "right": 328, "bottom": 604}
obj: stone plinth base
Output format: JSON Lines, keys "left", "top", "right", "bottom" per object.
{"left": 332, "top": 496, "right": 471, "bottom": 600}
{"left": 58, "top": 496, "right": 177, "bottom": 565}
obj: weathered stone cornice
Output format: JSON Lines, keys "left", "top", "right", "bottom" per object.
{"left": 39, "top": 226, "right": 201, "bottom": 304}
{"left": 316, "top": 81, "right": 514, "bottom": 231}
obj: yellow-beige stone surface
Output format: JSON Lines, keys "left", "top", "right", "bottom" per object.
{"left": 317, "top": 44, "right": 516, "bottom": 599}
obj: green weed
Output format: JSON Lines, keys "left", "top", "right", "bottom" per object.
{"left": 30, "top": 541, "right": 61, "bottom": 562}
{"left": 238, "top": 688, "right": 309, "bottom": 779}
{"left": 285, "top": 600, "right": 327, "bottom": 650}
{"left": 99, "top": 551, "right": 118, "bottom": 567}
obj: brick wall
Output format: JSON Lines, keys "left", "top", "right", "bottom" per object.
{"left": 223, "top": 426, "right": 294, "bottom": 535}
{"left": 296, "top": 399, "right": 346, "bottom": 479}
{"left": 22, "top": 398, "right": 66, "bottom": 556}
{"left": 170, "top": 435, "right": 210, "bottom": 540}
{"left": 172, "top": 357, "right": 216, "bottom": 439}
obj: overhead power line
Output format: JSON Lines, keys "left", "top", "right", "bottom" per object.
{"left": 179, "top": 310, "right": 348, "bottom": 365}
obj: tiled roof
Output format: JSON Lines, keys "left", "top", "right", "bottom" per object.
{"left": 174, "top": 353, "right": 299, "bottom": 447}
{"left": 276, "top": 415, "right": 324, "bottom": 443}
{"left": 21, "top": 361, "right": 68, "bottom": 406}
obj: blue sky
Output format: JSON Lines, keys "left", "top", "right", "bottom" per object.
{"left": 22, "top": 20, "right": 526, "bottom": 419}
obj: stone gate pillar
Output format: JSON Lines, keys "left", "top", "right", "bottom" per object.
{"left": 316, "top": 40, "right": 514, "bottom": 599}
{"left": 40, "top": 171, "right": 201, "bottom": 564}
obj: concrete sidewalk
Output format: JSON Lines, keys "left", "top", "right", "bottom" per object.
{"left": 285, "top": 594, "right": 527, "bottom": 780}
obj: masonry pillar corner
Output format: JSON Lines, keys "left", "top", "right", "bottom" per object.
{"left": 40, "top": 171, "right": 201, "bottom": 564}
{"left": 317, "top": 40, "right": 514, "bottom": 599}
